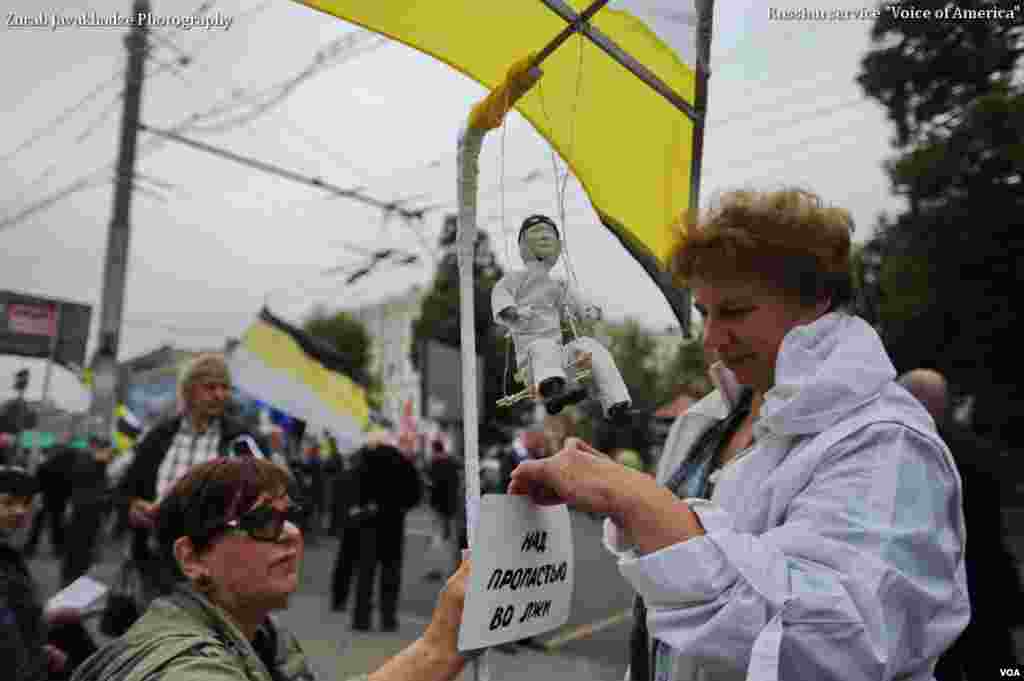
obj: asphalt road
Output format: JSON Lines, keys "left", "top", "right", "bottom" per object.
{"left": 306, "top": 505, "right": 638, "bottom": 668}
{"left": 25, "top": 504, "right": 638, "bottom": 673}
{"left": 33, "top": 503, "right": 1024, "bottom": 673}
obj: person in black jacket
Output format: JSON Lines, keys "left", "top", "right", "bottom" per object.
{"left": 116, "top": 354, "right": 261, "bottom": 609}
{"left": 1, "top": 465, "right": 96, "bottom": 681}
{"left": 900, "top": 369, "right": 1022, "bottom": 680}
{"left": 61, "top": 436, "right": 114, "bottom": 586}
{"left": 423, "top": 439, "right": 460, "bottom": 582}
{"left": 329, "top": 448, "right": 362, "bottom": 612}
{"left": 22, "top": 443, "right": 74, "bottom": 558}
{"left": 351, "top": 432, "right": 422, "bottom": 631}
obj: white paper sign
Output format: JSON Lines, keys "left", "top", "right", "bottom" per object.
{"left": 458, "top": 494, "right": 573, "bottom": 652}
{"left": 46, "top": 575, "right": 109, "bottom": 613}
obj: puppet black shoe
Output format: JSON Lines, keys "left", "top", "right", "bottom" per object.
{"left": 538, "top": 376, "right": 566, "bottom": 399}
{"left": 607, "top": 402, "right": 632, "bottom": 426}
{"left": 546, "top": 387, "right": 587, "bottom": 415}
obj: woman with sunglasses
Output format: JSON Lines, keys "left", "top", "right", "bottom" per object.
{"left": 72, "top": 457, "right": 471, "bottom": 681}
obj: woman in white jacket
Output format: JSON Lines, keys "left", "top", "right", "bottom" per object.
{"left": 509, "top": 188, "right": 968, "bottom": 681}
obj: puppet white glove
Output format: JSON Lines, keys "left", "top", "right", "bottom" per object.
{"left": 582, "top": 304, "right": 602, "bottom": 321}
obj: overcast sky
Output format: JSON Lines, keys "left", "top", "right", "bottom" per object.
{"left": 1, "top": 0, "right": 906, "bottom": 411}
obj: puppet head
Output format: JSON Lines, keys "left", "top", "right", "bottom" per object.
{"left": 518, "top": 214, "right": 562, "bottom": 269}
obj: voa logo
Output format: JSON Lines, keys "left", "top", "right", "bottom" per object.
{"left": 1000, "top": 668, "right": 1021, "bottom": 677}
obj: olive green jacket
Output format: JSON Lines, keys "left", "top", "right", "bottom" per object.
{"left": 71, "top": 585, "right": 366, "bottom": 681}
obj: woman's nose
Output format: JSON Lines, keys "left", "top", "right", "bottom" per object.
{"left": 282, "top": 520, "right": 303, "bottom": 543}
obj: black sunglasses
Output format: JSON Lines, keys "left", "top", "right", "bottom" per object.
{"left": 219, "top": 501, "right": 304, "bottom": 542}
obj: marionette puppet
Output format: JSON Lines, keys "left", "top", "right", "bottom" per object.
{"left": 492, "top": 214, "right": 631, "bottom": 424}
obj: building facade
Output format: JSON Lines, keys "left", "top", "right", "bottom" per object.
{"left": 346, "top": 285, "right": 424, "bottom": 427}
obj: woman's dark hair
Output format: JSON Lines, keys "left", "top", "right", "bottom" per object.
{"left": 156, "top": 457, "right": 291, "bottom": 580}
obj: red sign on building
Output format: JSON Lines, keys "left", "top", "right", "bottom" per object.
{"left": 6, "top": 302, "right": 58, "bottom": 337}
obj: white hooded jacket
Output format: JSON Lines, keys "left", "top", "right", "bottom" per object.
{"left": 605, "top": 312, "right": 969, "bottom": 681}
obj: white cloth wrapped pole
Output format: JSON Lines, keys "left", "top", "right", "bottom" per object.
{"left": 456, "top": 123, "right": 486, "bottom": 549}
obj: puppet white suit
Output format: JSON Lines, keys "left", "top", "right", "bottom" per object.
{"left": 491, "top": 216, "right": 630, "bottom": 419}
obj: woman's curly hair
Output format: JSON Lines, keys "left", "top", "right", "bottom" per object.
{"left": 669, "top": 187, "right": 854, "bottom": 310}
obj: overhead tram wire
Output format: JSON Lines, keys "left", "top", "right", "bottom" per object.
{"left": 10, "top": 27, "right": 234, "bottom": 190}
{"left": 4, "top": 22, "right": 862, "bottom": 241}
{"left": 2, "top": 27, "right": 390, "bottom": 232}
{"left": 0, "top": 178, "right": 104, "bottom": 232}
{"left": 707, "top": 128, "right": 869, "bottom": 173}
{"left": 180, "top": 32, "right": 388, "bottom": 135}
{"left": 274, "top": 114, "right": 377, "bottom": 186}
{"left": 1, "top": 62, "right": 126, "bottom": 163}
{"left": 136, "top": 122, "right": 431, "bottom": 221}
{"left": 708, "top": 70, "right": 863, "bottom": 129}
{"left": 4, "top": 53, "right": 225, "bottom": 222}
{"left": 722, "top": 96, "right": 870, "bottom": 139}
{"left": 122, "top": 317, "right": 235, "bottom": 338}
{"left": 34, "top": 24, "right": 221, "bottom": 150}
{"left": 707, "top": 138, "right": 880, "bottom": 186}
{"left": 75, "top": 45, "right": 214, "bottom": 146}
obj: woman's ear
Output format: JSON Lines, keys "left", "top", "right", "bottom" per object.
{"left": 173, "top": 536, "right": 206, "bottom": 582}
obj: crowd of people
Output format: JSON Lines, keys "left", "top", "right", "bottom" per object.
{"left": 1, "top": 189, "right": 1019, "bottom": 680}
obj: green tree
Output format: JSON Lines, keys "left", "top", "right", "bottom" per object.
{"left": 857, "top": 0, "right": 1023, "bottom": 446}
{"left": 411, "top": 216, "right": 518, "bottom": 435}
{"left": 604, "top": 319, "right": 662, "bottom": 412}
{"left": 660, "top": 335, "right": 711, "bottom": 401}
{"left": 303, "top": 306, "right": 383, "bottom": 409}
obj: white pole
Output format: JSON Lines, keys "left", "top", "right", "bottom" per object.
{"left": 456, "top": 124, "right": 485, "bottom": 549}
{"left": 456, "top": 122, "right": 489, "bottom": 681}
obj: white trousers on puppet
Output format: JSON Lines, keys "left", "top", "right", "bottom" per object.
{"left": 521, "top": 335, "right": 631, "bottom": 414}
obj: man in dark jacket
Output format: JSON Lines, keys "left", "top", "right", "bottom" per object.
{"left": 329, "top": 448, "right": 362, "bottom": 612}
{"left": 351, "top": 433, "right": 422, "bottom": 631}
{"left": 116, "top": 354, "right": 260, "bottom": 605}
{"left": 423, "top": 439, "right": 460, "bottom": 582}
{"left": 22, "top": 443, "right": 74, "bottom": 558}
{"left": 61, "top": 436, "right": 114, "bottom": 586}
{"left": 900, "top": 369, "right": 1022, "bottom": 680}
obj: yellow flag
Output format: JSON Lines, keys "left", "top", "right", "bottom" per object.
{"left": 296, "top": 0, "right": 699, "bottom": 270}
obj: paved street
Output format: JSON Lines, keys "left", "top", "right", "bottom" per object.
{"left": 26, "top": 504, "right": 1024, "bottom": 678}
{"left": 27, "top": 505, "right": 633, "bottom": 681}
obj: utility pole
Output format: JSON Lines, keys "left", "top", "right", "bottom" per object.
{"left": 89, "top": 0, "right": 149, "bottom": 439}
